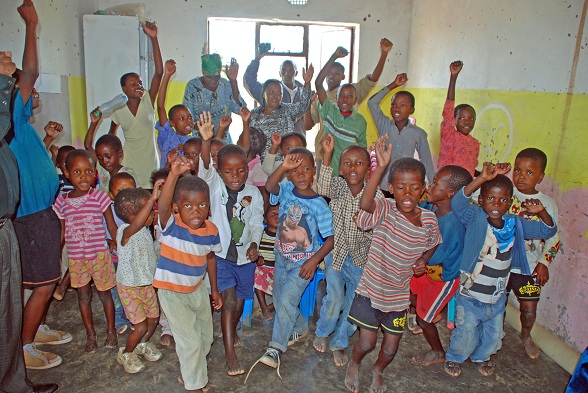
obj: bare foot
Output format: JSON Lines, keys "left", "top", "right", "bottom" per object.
{"left": 333, "top": 349, "right": 349, "bottom": 366}
{"left": 521, "top": 335, "right": 541, "bottom": 359}
{"left": 268, "top": 303, "right": 275, "bottom": 313}
{"left": 344, "top": 361, "right": 360, "bottom": 393}
{"left": 369, "top": 369, "right": 387, "bottom": 393}
{"left": 160, "top": 334, "right": 173, "bottom": 347}
{"left": 233, "top": 332, "right": 241, "bottom": 348}
{"left": 226, "top": 355, "right": 244, "bottom": 376}
{"left": 412, "top": 350, "right": 445, "bottom": 366}
{"left": 313, "top": 336, "right": 328, "bottom": 353}
{"left": 260, "top": 307, "right": 273, "bottom": 321}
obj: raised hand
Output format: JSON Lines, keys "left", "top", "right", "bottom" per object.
{"left": 334, "top": 47, "right": 349, "bottom": 58}
{"left": 239, "top": 106, "right": 251, "bottom": 123}
{"left": 302, "top": 64, "right": 314, "bottom": 83}
{"left": 282, "top": 153, "right": 304, "bottom": 171}
{"left": 0, "top": 51, "right": 16, "bottom": 77}
{"left": 375, "top": 134, "right": 392, "bottom": 169}
{"left": 18, "top": 0, "right": 38, "bottom": 26}
{"left": 164, "top": 59, "right": 176, "bottom": 76}
{"left": 90, "top": 107, "right": 102, "bottom": 123}
{"left": 225, "top": 58, "right": 239, "bottom": 81}
{"left": 495, "top": 162, "right": 512, "bottom": 175}
{"left": 270, "top": 133, "right": 282, "bottom": 148}
{"left": 151, "top": 178, "right": 165, "bottom": 201}
{"left": 449, "top": 60, "right": 463, "bottom": 76}
{"left": 380, "top": 38, "right": 393, "bottom": 53}
{"left": 196, "top": 111, "right": 215, "bottom": 140}
{"left": 142, "top": 21, "right": 158, "bottom": 38}
{"left": 219, "top": 115, "right": 233, "bottom": 129}
{"left": 393, "top": 73, "right": 408, "bottom": 87}
{"left": 44, "top": 121, "right": 63, "bottom": 140}
{"left": 481, "top": 162, "right": 512, "bottom": 180}
{"left": 166, "top": 148, "right": 179, "bottom": 165}
{"left": 321, "top": 134, "right": 335, "bottom": 155}
{"left": 170, "top": 155, "right": 192, "bottom": 176}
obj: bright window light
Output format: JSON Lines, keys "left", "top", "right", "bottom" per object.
{"left": 288, "top": 0, "right": 308, "bottom": 5}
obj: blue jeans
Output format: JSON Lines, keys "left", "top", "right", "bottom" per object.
{"left": 445, "top": 292, "right": 506, "bottom": 363}
{"left": 315, "top": 253, "right": 363, "bottom": 351}
{"left": 110, "top": 261, "right": 130, "bottom": 329}
{"left": 269, "top": 254, "right": 312, "bottom": 353}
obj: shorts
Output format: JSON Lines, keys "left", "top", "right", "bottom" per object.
{"left": 13, "top": 207, "right": 61, "bottom": 288}
{"left": 348, "top": 294, "right": 407, "bottom": 336}
{"left": 69, "top": 251, "right": 116, "bottom": 291}
{"left": 507, "top": 272, "right": 541, "bottom": 301}
{"left": 410, "top": 274, "right": 459, "bottom": 323}
{"left": 254, "top": 265, "right": 275, "bottom": 295}
{"left": 117, "top": 283, "right": 160, "bottom": 324}
{"left": 216, "top": 256, "right": 255, "bottom": 299}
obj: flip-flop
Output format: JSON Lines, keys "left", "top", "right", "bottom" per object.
{"left": 476, "top": 360, "right": 496, "bottom": 377}
{"left": 444, "top": 361, "right": 462, "bottom": 377}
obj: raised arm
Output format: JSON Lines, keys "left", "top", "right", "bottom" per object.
{"left": 142, "top": 22, "right": 163, "bottom": 106}
{"left": 360, "top": 135, "right": 391, "bottom": 213}
{"left": 242, "top": 49, "right": 267, "bottom": 103}
{"left": 216, "top": 115, "right": 232, "bottom": 140}
{"left": 225, "top": 58, "right": 242, "bottom": 106}
{"left": 120, "top": 180, "right": 163, "bottom": 246}
{"left": 367, "top": 38, "right": 393, "bottom": 82}
{"left": 236, "top": 107, "right": 251, "bottom": 152}
{"left": 17, "top": 0, "right": 39, "bottom": 104}
{"left": 197, "top": 111, "right": 215, "bottom": 170}
{"left": 316, "top": 134, "right": 336, "bottom": 198}
{"left": 84, "top": 109, "right": 102, "bottom": 162}
{"left": 43, "top": 121, "right": 63, "bottom": 150}
{"left": 158, "top": 156, "right": 191, "bottom": 230}
{"left": 157, "top": 59, "right": 176, "bottom": 124}
{"left": 315, "top": 48, "right": 348, "bottom": 105}
{"left": 108, "top": 121, "right": 119, "bottom": 135}
{"left": 447, "top": 61, "right": 462, "bottom": 101}
{"left": 265, "top": 153, "right": 302, "bottom": 195}
{"left": 464, "top": 162, "right": 511, "bottom": 197}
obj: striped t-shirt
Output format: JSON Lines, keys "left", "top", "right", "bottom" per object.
{"left": 153, "top": 215, "right": 222, "bottom": 293}
{"left": 356, "top": 199, "right": 441, "bottom": 312}
{"left": 53, "top": 188, "right": 112, "bottom": 260}
{"left": 258, "top": 228, "right": 276, "bottom": 267}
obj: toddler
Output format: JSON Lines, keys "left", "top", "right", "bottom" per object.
{"left": 254, "top": 204, "right": 279, "bottom": 320}
{"left": 261, "top": 132, "right": 307, "bottom": 178}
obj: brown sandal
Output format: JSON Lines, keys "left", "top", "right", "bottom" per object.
{"left": 476, "top": 360, "right": 496, "bottom": 377}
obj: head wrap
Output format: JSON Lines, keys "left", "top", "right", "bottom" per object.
{"left": 201, "top": 53, "right": 222, "bottom": 75}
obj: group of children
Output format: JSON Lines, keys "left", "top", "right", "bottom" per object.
{"left": 20, "top": 12, "right": 559, "bottom": 393}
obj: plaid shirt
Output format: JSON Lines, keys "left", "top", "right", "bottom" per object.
{"left": 317, "top": 165, "right": 383, "bottom": 271}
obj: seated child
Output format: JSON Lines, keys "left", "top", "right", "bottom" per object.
{"left": 52, "top": 149, "right": 119, "bottom": 353}
{"left": 254, "top": 204, "right": 279, "bottom": 321}
{"left": 367, "top": 73, "right": 435, "bottom": 191}
{"left": 345, "top": 136, "right": 441, "bottom": 393}
{"left": 507, "top": 148, "right": 560, "bottom": 359}
{"left": 85, "top": 109, "right": 140, "bottom": 191}
{"left": 408, "top": 165, "right": 473, "bottom": 366}
{"left": 114, "top": 186, "right": 163, "bottom": 373}
{"left": 247, "top": 147, "right": 334, "bottom": 377}
{"left": 444, "top": 162, "right": 557, "bottom": 378}
{"left": 153, "top": 156, "right": 222, "bottom": 392}
{"left": 437, "top": 61, "right": 480, "bottom": 176}
{"left": 156, "top": 59, "right": 194, "bottom": 168}
{"left": 313, "top": 134, "right": 383, "bottom": 367}
{"left": 261, "top": 132, "right": 307, "bottom": 178}
{"left": 314, "top": 47, "right": 367, "bottom": 175}
{"left": 198, "top": 111, "right": 264, "bottom": 376}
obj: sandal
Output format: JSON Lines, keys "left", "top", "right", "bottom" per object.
{"left": 444, "top": 360, "right": 462, "bottom": 377}
{"left": 85, "top": 333, "right": 98, "bottom": 353}
{"left": 476, "top": 360, "right": 496, "bottom": 377}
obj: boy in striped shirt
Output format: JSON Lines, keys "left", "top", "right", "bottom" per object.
{"left": 153, "top": 156, "right": 222, "bottom": 393}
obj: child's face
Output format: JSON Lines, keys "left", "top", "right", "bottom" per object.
{"left": 512, "top": 157, "right": 544, "bottom": 195}
{"left": 389, "top": 170, "right": 425, "bottom": 215}
{"left": 210, "top": 141, "right": 225, "bottom": 168}
{"left": 339, "top": 148, "right": 368, "bottom": 187}
{"left": 455, "top": 107, "right": 476, "bottom": 135}
{"left": 108, "top": 177, "right": 136, "bottom": 200}
{"left": 265, "top": 205, "right": 280, "bottom": 230}
{"left": 170, "top": 107, "right": 194, "bottom": 136}
{"left": 122, "top": 74, "right": 145, "bottom": 99}
{"left": 287, "top": 155, "right": 315, "bottom": 192}
{"left": 390, "top": 94, "right": 415, "bottom": 123}
{"left": 65, "top": 156, "right": 96, "bottom": 194}
{"left": 96, "top": 144, "right": 123, "bottom": 174}
{"left": 326, "top": 65, "right": 345, "bottom": 91}
{"left": 263, "top": 82, "right": 283, "bottom": 111}
{"left": 336, "top": 86, "right": 357, "bottom": 113}
{"left": 280, "top": 136, "right": 304, "bottom": 155}
{"left": 173, "top": 190, "right": 210, "bottom": 230}
{"left": 57, "top": 154, "right": 68, "bottom": 175}
{"left": 182, "top": 142, "right": 201, "bottom": 175}
{"left": 478, "top": 186, "right": 513, "bottom": 227}
{"left": 218, "top": 154, "right": 248, "bottom": 191}
{"left": 426, "top": 169, "right": 451, "bottom": 204}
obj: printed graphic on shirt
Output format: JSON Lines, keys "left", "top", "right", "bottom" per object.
{"left": 276, "top": 204, "right": 314, "bottom": 261}
{"left": 230, "top": 196, "right": 252, "bottom": 246}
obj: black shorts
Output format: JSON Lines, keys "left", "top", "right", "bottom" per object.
{"left": 13, "top": 207, "right": 61, "bottom": 288}
{"left": 507, "top": 272, "right": 541, "bottom": 301}
{"left": 348, "top": 294, "right": 407, "bottom": 336}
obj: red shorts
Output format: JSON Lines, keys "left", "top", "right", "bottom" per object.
{"left": 410, "top": 274, "right": 459, "bottom": 323}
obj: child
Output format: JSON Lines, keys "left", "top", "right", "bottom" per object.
{"left": 55, "top": 145, "right": 75, "bottom": 195}
{"left": 367, "top": 73, "right": 435, "bottom": 191}
{"left": 153, "top": 156, "right": 222, "bottom": 392}
{"left": 261, "top": 132, "right": 307, "bottom": 177}
{"left": 210, "top": 137, "right": 227, "bottom": 170}
{"left": 254, "top": 204, "right": 279, "bottom": 320}
{"left": 344, "top": 136, "right": 441, "bottom": 393}
{"left": 437, "top": 61, "right": 480, "bottom": 176}
{"left": 314, "top": 47, "right": 367, "bottom": 175}
{"left": 52, "top": 149, "right": 119, "bottom": 353}
{"left": 313, "top": 134, "right": 383, "bottom": 367}
{"left": 444, "top": 162, "right": 557, "bottom": 378}
{"left": 114, "top": 186, "right": 163, "bottom": 373}
{"left": 198, "top": 111, "right": 264, "bottom": 376}
{"left": 85, "top": 110, "right": 140, "bottom": 192}
{"left": 508, "top": 148, "right": 560, "bottom": 359}
{"left": 156, "top": 59, "right": 194, "bottom": 168}
{"left": 248, "top": 147, "right": 334, "bottom": 377}
{"left": 409, "top": 165, "right": 473, "bottom": 366}
{"left": 109, "top": 21, "right": 163, "bottom": 188}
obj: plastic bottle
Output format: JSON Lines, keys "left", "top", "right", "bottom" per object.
{"left": 93, "top": 94, "right": 128, "bottom": 117}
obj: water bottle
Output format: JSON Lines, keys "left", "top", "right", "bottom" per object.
{"left": 93, "top": 94, "right": 128, "bottom": 117}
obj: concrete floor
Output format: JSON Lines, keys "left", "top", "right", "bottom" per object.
{"left": 29, "top": 284, "right": 571, "bottom": 393}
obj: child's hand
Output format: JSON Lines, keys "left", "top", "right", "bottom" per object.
{"left": 142, "top": 21, "right": 158, "bottom": 38}
{"left": 480, "top": 162, "right": 511, "bottom": 180}
{"left": 44, "top": 121, "right": 63, "bottom": 140}
{"left": 380, "top": 38, "right": 393, "bottom": 53}
{"left": 256, "top": 256, "right": 265, "bottom": 267}
{"left": 495, "top": 162, "right": 512, "bottom": 175}
{"left": 412, "top": 257, "right": 427, "bottom": 276}
{"left": 334, "top": 47, "right": 349, "bottom": 58}
{"left": 239, "top": 107, "right": 251, "bottom": 123}
{"left": 0, "top": 51, "right": 16, "bottom": 77}
{"left": 170, "top": 155, "right": 192, "bottom": 176}
{"left": 151, "top": 178, "right": 165, "bottom": 201}
{"left": 49, "top": 144, "right": 58, "bottom": 157}
{"left": 177, "top": 143, "right": 184, "bottom": 152}
{"left": 196, "top": 111, "right": 215, "bottom": 140}
{"left": 246, "top": 244, "right": 259, "bottom": 262}
{"left": 17, "top": 0, "right": 38, "bottom": 26}
{"left": 302, "top": 64, "right": 314, "bottom": 83}
{"left": 299, "top": 259, "right": 318, "bottom": 280}
{"left": 211, "top": 290, "right": 223, "bottom": 310}
{"left": 321, "top": 134, "right": 335, "bottom": 155}
{"left": 449, "top": 60, "right": 463, "bottom": 76}
{"left": 107, "top": 239, "right": 117, "bottom": 254}
{"left": 281, "top": 153, "right": 303, "bottom": 171}
{"left": 521, "top": 198, "right": 546, "bottom": 215}
{"left": 375, "top": 135, "right": 392, "bottom": 169}
{"left": 225, "top": 58, "right": 239, "bottom": 81}
{"left": 164, "top": 59, "right": 176, "bottom": 76}
{"left": 167, "top": 148, "right": 179, "bottom": 164}
{"left": 90, "top": 107, "right": 102, "bottom": 123}
{"left": 532, "top": 263, "right": 549, "bottom": 286}
{"left": 393, "top": 73, "right": 408, "bottom": 87}
{"left": 270, "top": 133, "right": 282, "bottom": 148}
{"left": 219, "top": 115, "right": 233, "bottom": 129}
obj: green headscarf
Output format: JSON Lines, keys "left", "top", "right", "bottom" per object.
{"left": 201, "top": 53, "right": 222, "bottom": 75}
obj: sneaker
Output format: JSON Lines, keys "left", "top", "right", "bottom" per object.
{"left": 116, "top": 325, "right": 128, "bottom": 335}
{"left": 287, "top": 331, "right": 307, "bottom": 347}
{"left": 259, "top": 347, "right": 281, "bottom": 369}
{"left": 117, "top": 348, "right": 145, "bottom": 373}
{"left": 134, "top": 342, "right": 162, "bottom": 362}
{"left": 23, "top": 343, "right": 62, "bottom": 370}
{"left": 34, "top": 324, "right": 73, "bottom": 345}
